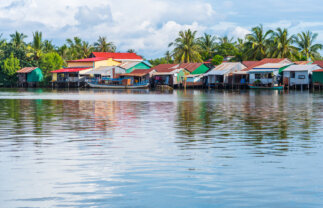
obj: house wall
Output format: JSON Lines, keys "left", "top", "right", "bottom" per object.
{"left": 249, "top": 73, "right": 273, "bottom": 85}
{"left": 68, "top": 62, "right": 93, "bottom": 68}
{"left": 284, "top": 71, "right": 309, "bottom": 85}
{"left": 312, "top": 72, "right": 323, "bottom": 84}
{"left": 106, "top": 58, "right": 121, "bottom": 66}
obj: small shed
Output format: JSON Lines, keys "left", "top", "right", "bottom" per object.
{"left": 205, "top": 62, "right": 246, "bottom": 85}
{"left": 312, "top": 69, "right": 323, "bottom": 85}
{"left": 17, "top": 67, "right": 43, "bottom": 87}
{"left": 283, "top": 64, "right": 320, "bottom": 87}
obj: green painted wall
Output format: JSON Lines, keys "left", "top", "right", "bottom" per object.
{"left": 191, "top": 64, "right": 209, "bottom": 75}
{"left": 313, "top": 72, "right": 323, "bottom": 84}
{"left": 27, "top": 68, "right": 43, "bottom": 82}
{"left": 126, "top": 62, "right": 151, "bottom": 73}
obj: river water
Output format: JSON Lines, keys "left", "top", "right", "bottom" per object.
{"left": 0, "top": 88, "right": 322, "bottom": 208}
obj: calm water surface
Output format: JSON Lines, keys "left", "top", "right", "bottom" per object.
{"left": 0, "top": 88, "right": 323, "bottom": 208}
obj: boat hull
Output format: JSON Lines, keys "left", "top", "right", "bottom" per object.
{"left": 87, "top": 82, "right": 149, "bottom": 89}
{"left": 248, "top": 85, "right": 284, "bottom": 90}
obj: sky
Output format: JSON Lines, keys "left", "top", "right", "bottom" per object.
{"left": 0, "top": 0, "right": 322, "bottom": 59}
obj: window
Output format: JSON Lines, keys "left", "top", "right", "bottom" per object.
{"left": 298, "top": 75, "right": 305, "bottom": 79}
{"left": 290, "top": 72, "right": 295, "bottom": 78}
{"left": 255, "top": 74, "right": 261, "bottom": 79}
{"left": 268, "top": 73, "right": 273, "bottom": 78}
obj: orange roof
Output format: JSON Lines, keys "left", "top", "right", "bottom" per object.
{"left": 294, "top": 61, "right": 312, "bottom": 65}
{"left": 313, "top": 69, "right": 323, "bottom": 72}
{"left": 313, "top": 61, "right": 323, "bottom": 68}
{"left": 242, "top": 61, "right": 260, "bottom": 68}
{"left": 123, "top": 69, "right": 154, "bottom": 77}
{"left": 92, "top": 52, "right": 143, "bottom": 60}
{"left": 242, "top": 58, "right": 291, "bottom": 71}
{"left": 17, "top": 67, "right": 38, "bottom": 73}
{"left": 151, "top": 64, "right": 178, "bottom": 72}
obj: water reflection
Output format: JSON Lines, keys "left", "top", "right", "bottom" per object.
{"left": 0, "top": 89, "right": 323, "bottom": 207}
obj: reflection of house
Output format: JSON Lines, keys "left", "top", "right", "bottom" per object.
{"left": 248, "top": 63, "right": 292, "bottom": 85}
{"left": 151, "top": 64, "right": 190, "bottom": 87}
{"left": 121, "top": 69, "right": 156, "bottom": 85}
{"left": 17, "top": 67, "right": 43, "bottom": 87}
{"left": 205, "top": 62, "right": 246, "bottom": 86}
{"left": 283, "top": 65, "right": 320, "bottom": 87}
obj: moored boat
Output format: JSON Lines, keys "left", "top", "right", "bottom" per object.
{"left": 87, "top": 82, "right": 149, "bottom": 89}
{"left": 248, "top": 84, "right": 284, "bottom": 90}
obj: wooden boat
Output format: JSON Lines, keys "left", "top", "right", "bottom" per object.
{"left": 248, "top": 84, "right": 284, "bottom": 90}
{"left": 87, "top": 82, "right": 149, "bottom": 89}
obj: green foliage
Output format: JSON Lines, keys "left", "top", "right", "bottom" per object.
{"left": 40, "top": 52, "right": 64, "bottom": 81}
{"left": 211, "top": 55, "right": 224, "bottom": 66}
{"left": 169, "top": 29, "right": 202, "bottom": 63}
{"left": 0, "top": 53, "right": 20, "bottom": 85}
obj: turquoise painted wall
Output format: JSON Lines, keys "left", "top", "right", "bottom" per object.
{"left": 27, "top": 68, "right": 44, "bottom": 82}
{"left": 126, "top": 62, "right": 151, "bottom": 73}
{"left": 313, "top": 72, "right": 323, "bottom": 84}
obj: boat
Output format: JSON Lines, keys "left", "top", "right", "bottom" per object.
{"left": 87, "top": 82, "right": 149, "bottom": 89}
{"left": 248, "top": 84, "right": 284, "bottom": 90}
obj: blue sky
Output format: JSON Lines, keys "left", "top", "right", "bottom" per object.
{"left": 0, "top": 0, "right": 322, "bottom": 59}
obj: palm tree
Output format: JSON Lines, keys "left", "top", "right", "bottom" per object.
{"left": 165, "top": 51, "right": 173, "bottom": 63}
{"left": 271, "top": 28, "right": 298, "bottom": 59}
{"left": 30, "top": 31, "right": 43, "bottom": 60}
{"left": 218, "top": 36, "right": 235, "bottom": 45}
{"left": 43, "top": 40, "right": 55, "bottom": 53}
{"left": 94, "top": 36, "right": 116, "bottom": 52}
{"left": 66, "top": 37, "right": 83, "bottom": 59}
{"left": 296, "top": 31, "right": 323, "bottom": 61}
{"left": 10, "top": 31, "right": 27, "bottom": 49}
{"left": 0, "top": 34, "right": 6, "bottom": 57}
{"left": 79, "top": 41, "right": 94, "bottom": 58}
{"left": 169, "top": 29, "right": 202, "bottom": 63}
{"left": 127, "top": 49, "right": 135, "bottom": 53}
{"left": 57, "top": 44, "right": 69, "bottom": 61}
{"left": 245, "top": 25, "right": 273, "bottom": 60}
{"left": 197, "top": 33, "right": 217, "bottom": 60}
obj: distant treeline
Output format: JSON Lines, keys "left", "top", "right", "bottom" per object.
{"left": 0, "top": 24, "right": 322, "bottom": 85}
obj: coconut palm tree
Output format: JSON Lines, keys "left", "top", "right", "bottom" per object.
{"left": 197, "top": 33, "right": 217, "bottom": 61}
{"left": 127, "top": 49, "right": 135, "bottom": 53}
{"left": 57, "top": 44, "right": 69, "bottom": 61}
{"left": 10, "top": 31, "right": 27, "bottom": 49}
{"left": 271, "top": 28, "right": 298, "bottom": 59}
{"left": 245, "top": 25, "right": 273, "bottom": 60}
{"left": 296, "top": 31, "right": 323, "bottom": 61}
{"left": 78, "top": 41, "right": 94, "bottom": 58}
{"left": 218, "top": 36, "right": 235, "bottom": 45}
{"left": 94, "top": 36, "right": 116, "bottom": 52}
{"left": 30, "top": 31, "right": 44, "bottom": 60}
{"left": 169, "top": 29, "right": 202, "bottom": 63}
{"left": 43, "top": 40, "right": 55, "bottom": 53}
{"left": 0, "top": 34, "right": 6, "bottom": 58}
{"left": 66, "top": 37, "right": 83, "bottom": 59}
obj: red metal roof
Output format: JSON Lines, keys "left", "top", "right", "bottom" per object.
{"left": 178, "top": 63, "right": 203, "bottom": 73}
{"left": 313, "top": 69, "right": 323, "bottom": 72}
{"left": 313, "top": 61, "right": 323, "bottom": 68}
{"left": 51, "top": 67, "right": 91, "bottom": 73}
{"left": 151, "top": 64, "right": 178, "bottom": 72}
{"left": 67, "top": 57, "right": 107, "bottom": 62}
{"left": 92, "top": 52, "right": 143, "bottom": 60}
{"left": 242, "top": 58, "right": 291, "bottom": 71}
{"left": 17, "top": 67, "right": 38, "bottom": 73}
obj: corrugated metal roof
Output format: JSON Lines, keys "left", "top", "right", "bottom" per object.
{"left": 294, "top": 61, "right": 312, "bottom": 65}
{"left": 242, "top": 61, "right": 259, "bottom": 68}
{"left": 119, "top": 61, "right": 141, "bottom": 69}
{"left": 313, "top": 69, "right": 323, "bottom": 72}
{"left": 253, "top": 63, "right": 291, "bottom": 69}
{"left": 123, "top": 69, "right": 155, "bottom": 77}
{"left": 151, "top": 64, "right": 178, "bottom": 72}
{"left": 242, "top": 58, "right": 292, "bottom": 71}
{"left": 313, "top": 61, "right": 323, "bottom": 68}
{"left": 17, "top": 67, "right": 38, "bottom": 73}
{"left": 205, "top": 62, "right": 246, "bottom": 75}
{"left": 283, "top": 64, "right": 320, "bottom": 72}
{"left": 177, "top": 63, "right": 203, "bottom": 73}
